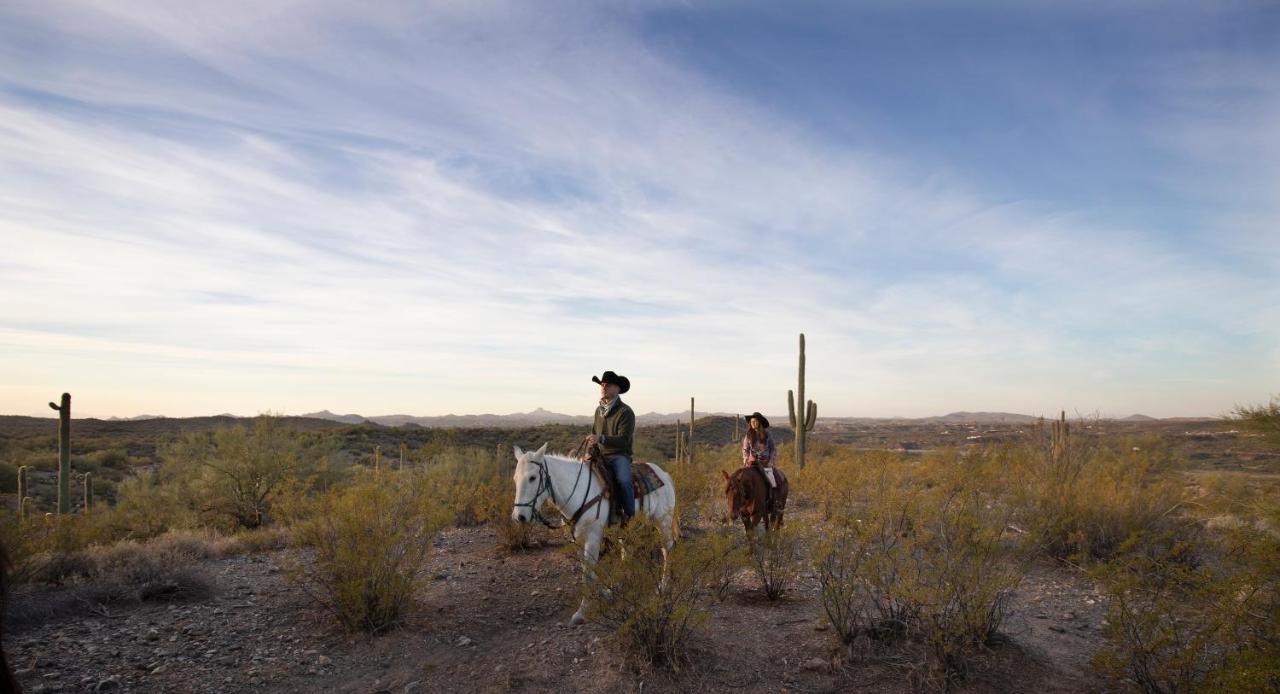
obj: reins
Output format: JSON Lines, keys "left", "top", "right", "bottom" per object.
{"left": 512, "top": 444, "right": 607, "bottom": 532}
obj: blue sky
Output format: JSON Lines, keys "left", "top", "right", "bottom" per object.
{"left": 1, "top": 1, "right": 1276, "bottom": 419}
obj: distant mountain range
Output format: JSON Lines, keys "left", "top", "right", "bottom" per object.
{"left": 294, "top": 409, "right": 1185, "bottom": 428}
{"left": 299, "top": 408, "right": 707, "bottom": 428}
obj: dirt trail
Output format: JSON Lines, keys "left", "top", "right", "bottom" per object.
{"left": 11, "top": 524, "right": 1111, "bottom": 693}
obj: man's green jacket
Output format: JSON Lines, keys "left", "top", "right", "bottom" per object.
{"left": 593, "top": 399, "right": 635, "bottom": 457}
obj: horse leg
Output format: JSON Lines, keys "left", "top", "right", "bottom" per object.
{"left": 657, "top": 513, "right": 675, "bottom": 592}
{"left": 572, "top": 535, "right": 602, "bottom": 626}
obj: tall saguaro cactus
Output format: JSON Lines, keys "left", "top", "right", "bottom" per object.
{"left": 48, "top": 392, "right": 71, "bottom": 514}
{"left": 83, "top": 472, "right": 93, "bottom": 513}
{"left": 787, "top": 334, "right": 818, "bottom": 469}
{"left": 688, "top": 397, "right": 695, "bottom": 466}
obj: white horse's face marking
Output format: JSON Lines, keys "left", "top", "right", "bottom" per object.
{"left": 511, "top": 443, "right": 549, "bottom": 523}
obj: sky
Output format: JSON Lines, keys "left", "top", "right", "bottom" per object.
{"left": 1, "top": 0, "right": 1277, "bottom": 420}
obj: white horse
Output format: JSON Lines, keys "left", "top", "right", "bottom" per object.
{"left": 511, "top": 443, "right": 677, "bottom": 625}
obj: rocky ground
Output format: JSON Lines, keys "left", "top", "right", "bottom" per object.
{"left": 10, "top": 524, "right": 1112, "bottom": 693}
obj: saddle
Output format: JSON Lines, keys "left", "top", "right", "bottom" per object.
{"left": 581, "top": 447, "right": 666, "bottom": 526}
{"left": 750, "top": 463, "right": 786, "bottom": 514}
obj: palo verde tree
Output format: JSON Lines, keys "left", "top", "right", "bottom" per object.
{"left": 165, "top": 416, "right": 320, "bottom": 530}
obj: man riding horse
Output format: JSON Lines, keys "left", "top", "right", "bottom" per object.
{"left": 586, "top": 370, "right": 636, "bottom": 525}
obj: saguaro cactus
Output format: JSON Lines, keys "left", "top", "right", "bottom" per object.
{"left": 16, "top": 465, "right": 27, "bottom": 509}
{"left": 1050, "top": 410, "right": 1069, "bottom": 464}
{"left": 83, "top": 472, "right": 93, "bottom": 513}
{"left": 688, "top": 397, "right": 695, "bottom": 466}
{"left": 674, "top": 421, "right": 683, "bottom": 465}
{"left": 787, "top": 334, "right": 818, "bottom": 469}
{"left": 48, "top": 392, "right": 71, "bottom": 514}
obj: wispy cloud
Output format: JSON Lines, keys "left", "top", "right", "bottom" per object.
{"left": 0, "top": 1, "right": 1275, "bottom": 418}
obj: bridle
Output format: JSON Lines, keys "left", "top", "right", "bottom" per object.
{"left": 512, "top": 455, "right": 561, "bottom": 529}
{"left": 512, "top": 450, "right": 596, "bottom": 531}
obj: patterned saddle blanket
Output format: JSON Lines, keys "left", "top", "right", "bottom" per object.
{"left": 631, "top": 462, "right": 665, "bottom": 498}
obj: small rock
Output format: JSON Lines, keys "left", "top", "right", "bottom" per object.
{"left": 803, "top": 657, "right": 827, "bottom": 672}
{"left": 1048, "top": 625, "right": 1067, "bottom": 633}
{"left": 317, "top": 655, "right": 332, "bottom": 667}
{"left": 455, "top": 636, "right": 472, "bottom": 647}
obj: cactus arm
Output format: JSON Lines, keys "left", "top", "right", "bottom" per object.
{"left": 787, "top": 390, "right": 797, "bottom": 429}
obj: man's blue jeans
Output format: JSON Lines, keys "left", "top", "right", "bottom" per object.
{"left": 607, "top": 455, "right": 636, "bottom": 518}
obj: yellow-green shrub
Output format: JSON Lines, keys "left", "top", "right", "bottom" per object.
{"left": 812, "top": 454, "right": 1025, "bottom": 690}
{"left": 410, "top": 447, "right": 510, "bottom": 527}
{"left": 1093, "top": 524, "right": 1280, "bottom": 693}
{"left": 587, "top": 517, "right": 742, "bottom": 668}
{"left": 1007, "top": 424, "right": 1192, "bottom": 562}
{"left": 750, "top": 522, "right": 804, "bottom": 600}
{"left": 285, "top": 478, "right": 446, "bottom": 634}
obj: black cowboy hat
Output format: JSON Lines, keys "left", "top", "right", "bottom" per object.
{"left": 745, "top": 412, "right": 770, "bottom": 428}
{"left": 592, "top": 370, "right": 630, "bottom": 394}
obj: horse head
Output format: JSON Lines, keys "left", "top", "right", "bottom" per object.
{"left": 511, "top": 442, "right": 549, "bottom": 523}
{"left": 721, "top": 469, "right": 756, "bottom": 523}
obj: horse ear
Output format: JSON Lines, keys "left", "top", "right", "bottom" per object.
{"left": 513, "top": 445, "right": 525, "bottom": 460}
{"left": 721, "top": 470, "right": 730, "bottom": 481}
{"left": 536, "top": 442, "right": 549, "bottom": 457}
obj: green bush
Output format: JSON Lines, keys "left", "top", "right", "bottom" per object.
{"left": 1093, "top": 524, "right": 1280, "bottom": 693}
{"left": 163, "top": 417, "right": 324, "bottom": 531}
{"left": 811, "top": 454, "right": 1025, "bottom": 690}
{"left": 410, "top": 447, "right": 510, "bottom": 527}
{"left": 749, "top": 522, "right": 804, "bottom": 600}
{"left": 285, "top": 478, "right": 445, "bottom": 634}
{"left": 587, "top": 517, "right": 741, "bottom": 669}
{"left": 994, "top": 418, "right": 1194, "bottom": 562}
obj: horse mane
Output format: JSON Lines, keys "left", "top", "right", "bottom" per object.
{"left": 538, "top": 452, "right": 585, "bottom": 464}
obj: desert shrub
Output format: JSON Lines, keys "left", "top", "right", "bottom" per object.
{"left": 587, "top": 517, "right": 741, "bottom": 668}
{"left": 285, "top": 478, "right": 445, "bottom": 634}
{"left": 143, "top": 529, "right": 221, "bottom": 561}
{"left": 411, "top": 447, "right": 510, "bottom": 527}
{"left": 0, "top": 461, "right": 16, "bottom": 494}
{"left": 749, "top": 523, "right": 804, "bottom": 600}
{"left": 222, "top": 526, "right": 290, "bottom": 555}
{"left": 5, "top": 530, "right": 215, "bottom": 630}
{"left": 1093, "top": 524, "right": 1280, "bottom": 693}
{"left": 669, "top": 448, "right": 724, "bottom": 531}
{"left": 163, "top": 417, "right": 324, "bottom": 531}
{"left": 5, "top": 513, "right": 114, "bottom": 584}
{"left": 812, "top": 454, "right": 1024, "bottom": 690}
{"left": 1006, "top": 420, "right": 1192, "bottom": 562}
{"left": 88, "top": 449, "right": 130, "bottom": 470}
{"left": 1231, "top": 395, "right": 1280, "bottom": 446}
{"left": 106, "top": 474, "right": 194, "bottom": 540}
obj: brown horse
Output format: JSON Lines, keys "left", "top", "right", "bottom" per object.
{"left": 722, "top": 465, "right": 788, "bottom": 533}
